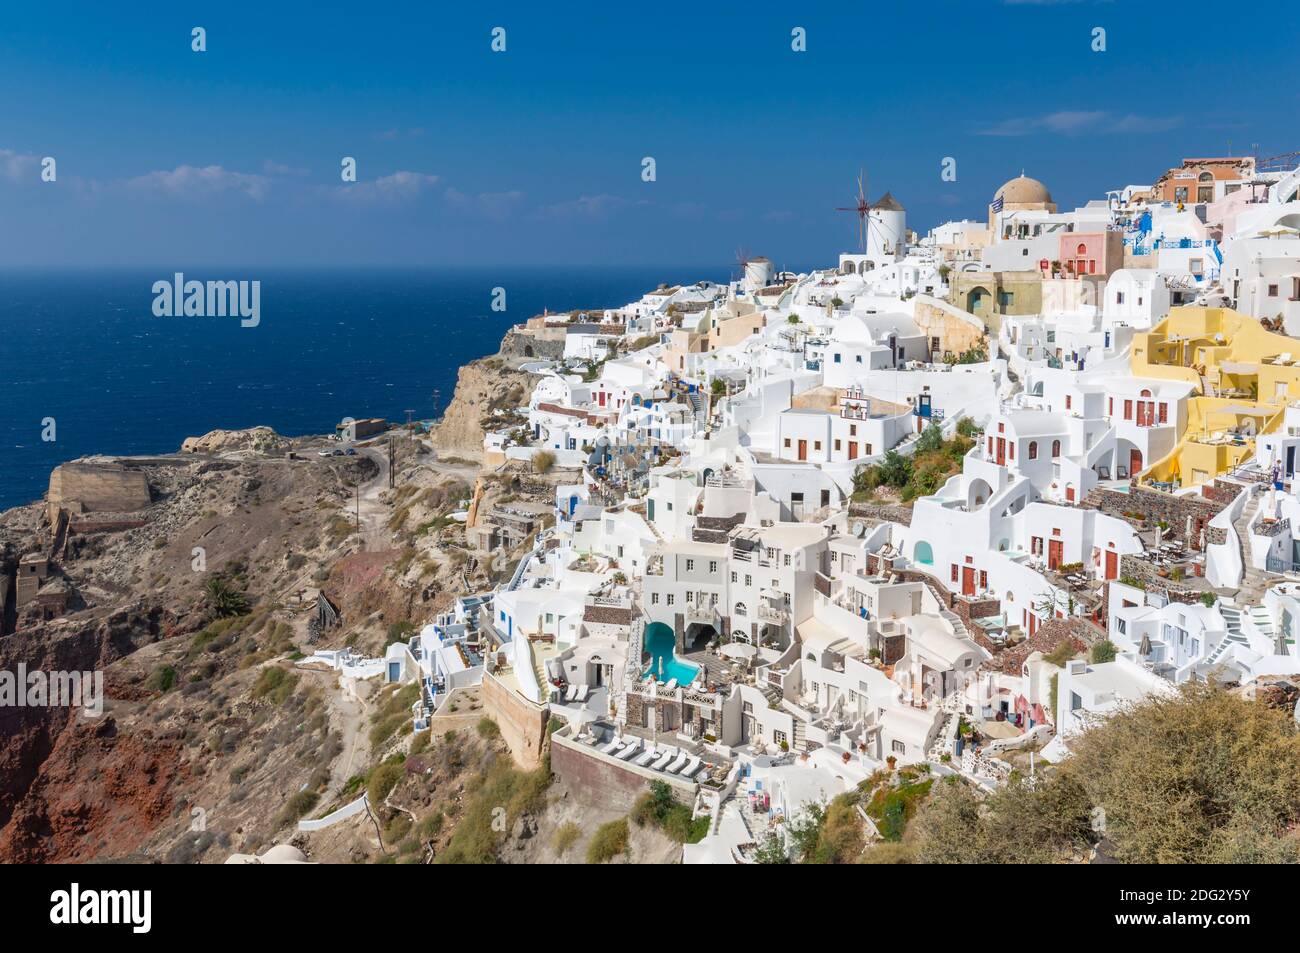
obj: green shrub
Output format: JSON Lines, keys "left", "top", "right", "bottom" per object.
{"left": 552, "top": 821, "right": 582, "bottom": 856}
{"left": 144, "top": 665, "right": 177, "bottom": 693}
{"left": 436, "top": 759, "right": 553, "bottom": 864}
{"left": 586, "top": 818, "right": 630, "bottom": 863}
{"left": 250, "top": 667, "right": 298, "bottom": 705}
{"left": 1090, "top": 640, "right": 1118, "bottom": 664}
{"left": 278, "top": 789, "right": 319, "bottom": 826}
{"left": 367, "top": 761, "right": 404, "bottom": 806}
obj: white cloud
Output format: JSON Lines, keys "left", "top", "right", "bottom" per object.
{"left": 0, "top": 148, "right": 42, "bottom": 183}
{"left": 975, "top": 111, "right": 1181, "bottom": 137}
{"left": 333, "top": 170, "right": 440, "bottom": 204}
{"left": 445, "top": 187, "right": 525, "bottom": 220}
{"left": 263, "top": 159, "right": 309, "bottom": 177}
{"left": 536, "top": 193, "right": 655, "bottom": 221}
{"left": 124, "top": 164, "right": 271, "bottom": 200}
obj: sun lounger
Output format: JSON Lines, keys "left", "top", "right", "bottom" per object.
{"left": 564, "top": 685, "right": 578, "bottom": 702}
{"left": 634, "top": 745, "right": 658, "bottom": 766}
{"left": 680, "top": 756, "right": 702, "bottom": 778}
{"left": 662, "top": 678, "right": 677, "bottom": 692}
{"left": 600, "top": 734, "right": 624, "bottom": 755}
{"left": 651, "top": 747, "right": 676, "bottom": 770}
{"left": 617, "top": 738, "right": 642, "bottom": 760}
{"left": 572, "top": 684, "right": 590, "bottom": 702}
{"left": 666, "top": 750, "right": 690, "bottom": 773}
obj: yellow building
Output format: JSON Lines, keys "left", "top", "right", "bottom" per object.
{"left": 1132, "top": 307, "right": 1299, "bottom": 486}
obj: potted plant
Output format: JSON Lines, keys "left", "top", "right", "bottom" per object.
{"left": 886, "top": 755, "right": 897, "bottom": 771}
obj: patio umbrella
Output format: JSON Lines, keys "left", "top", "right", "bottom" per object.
{"left": 1138, "top": 634, "right": 1152, "bottom": 657}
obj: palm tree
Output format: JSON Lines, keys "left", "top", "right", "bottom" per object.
{"left": 205, "top": 576, "right": 250, "bottom": 618}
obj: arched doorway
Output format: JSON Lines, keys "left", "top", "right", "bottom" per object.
{"left": 685, "top": 620, "right": 718, "bottom": 649}
{"left": 967, "top": 478, "right": 992, "bottom": 509}
{"left": 967, "top": 286, "right": 992, "bottom": 317}
{"left": 913, "top": 540, "right": 934, "bottom": 565}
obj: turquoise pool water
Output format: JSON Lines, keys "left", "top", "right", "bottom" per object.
{"left": 642, "top": 622, "right": 700, "bottom": 685}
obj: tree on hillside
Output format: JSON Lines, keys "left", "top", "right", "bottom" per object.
{"left": 916, "top": 422, "right": 943, "bottom": 454}
{"left": 877, "top": 450, "right": 913, "bottom": 489}
{"left": 204, "top": 576, "right": 250, "bottom": 618}
{"left": 895, "top": 684, "right": 1300, "bottom": 864}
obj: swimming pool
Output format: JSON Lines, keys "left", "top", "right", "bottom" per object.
{"left": 642, "top": 622, "right": 700, "bottom": 686}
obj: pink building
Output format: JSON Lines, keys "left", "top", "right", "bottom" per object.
{"left": 1056, "top": 231, "right": 1124, "bottom": 277}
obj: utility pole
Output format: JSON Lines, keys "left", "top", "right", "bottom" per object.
{"left": 387, "top": 436, "right": 395, "bottom": 489}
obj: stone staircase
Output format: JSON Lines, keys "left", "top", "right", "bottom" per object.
{"left": 532, "top": 648, "right": 550, "bottom": 702}
{"left": 1207, "top": 604, "right": 1250, "bottom": 666}
{"left": 1249, "top": 604, "right": 1274, "bottom": 640}
{"left": 1232, "top": 490, "right": 1270, "bottom": 602}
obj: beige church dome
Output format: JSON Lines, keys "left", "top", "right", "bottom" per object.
{"left": 994, "top": 174, "right": 1053, "bottom": 206}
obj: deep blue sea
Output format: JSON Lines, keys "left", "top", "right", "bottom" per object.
{"left": 0, "top": 267, "right": 732, "bottom": 510}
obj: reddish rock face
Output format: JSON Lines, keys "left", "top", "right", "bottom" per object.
{"left": 0, "top": 605, "right": 182, "bottom": 863}
{"left": 0, "top": 715, "right": 187, "bottom": 863}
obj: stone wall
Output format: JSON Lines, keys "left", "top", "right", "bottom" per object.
{"left": 480, "top": 669, "right": 549, "bottom": 770}
{"left": 500, "top": 326, "right": 565, "bottom": 361}
{"left": 913, "top": 294, "right": 987, "bottom": 358}
{"left": 1117, "top": 554, "right": 1210, "bottom": 605}
{"left": 1200, "top": 479, "right": 1242, "bottom": 506}
{"left": 550, "top": 730, "right": 695, "bottom": 813}
{"left": 47, "top": 463, "right": 151, "bottom": 514}
{"left": 1082, "top": 484, "right": 1224, "bottom": 549}
{"left": 624, "top": 690, "right": 689, "bottom": 735}
{"left": 952, "top": 596, "right": 1001, "bottom": 627}
{"left": 848, "top": 502, "right": 914, "bottom": 526}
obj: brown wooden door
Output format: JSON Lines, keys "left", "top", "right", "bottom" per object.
{"left": 1129, "top": 448, "right": 1143, "bottom": 476}
{"left": 848, "top": 441, "right": 858, "bottom": 460}
{"left": 797, "top": 439, "right": 807, "bottom": 461}
{"left": 1048, "top": 539, "right": 1063, "bottom": 571}
{"left": 961, "top": 566, "right": 976, "bottom": 596}
{"left": 996, "top": 437, "right": 1006, "bottom": 465}
{"left": 1105, "top": 549, "right": 1118, "bottom": 580}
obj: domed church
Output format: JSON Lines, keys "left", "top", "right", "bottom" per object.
{"left": 988, "top": 173, "right": 1057, "bottom": 230}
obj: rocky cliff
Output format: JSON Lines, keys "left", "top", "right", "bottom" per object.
{"left": 431, "top": 356, "right": 535, "bottom": 457}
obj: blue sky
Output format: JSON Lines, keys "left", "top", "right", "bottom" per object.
{"left": 0, "top": 0, "right": 1295, "bottom": 268}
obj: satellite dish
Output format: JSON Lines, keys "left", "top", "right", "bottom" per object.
{"left": 852, "top": 521, "right": 866, "bottom": 538}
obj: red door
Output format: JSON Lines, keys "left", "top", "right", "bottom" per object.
{"left": 1048, "top": 539, "right": 1063, "bottom": 571}
{"left": 996, "top": 438, "right": 1006, "bottom": 465}
{"left": 1129, "top": 448, "right": 1143, "bottom": 476}
{"left": 848, "top": 441, "right": 858, "bottom": 460}
{"left": 797, "top": 440, "right": 807, "bottom": 461}
{"left": 961, "top": 567, "right": 976, "bottom": 596}
{"left": 1105, "top": 549, "right": 1118, "bottom": 580}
